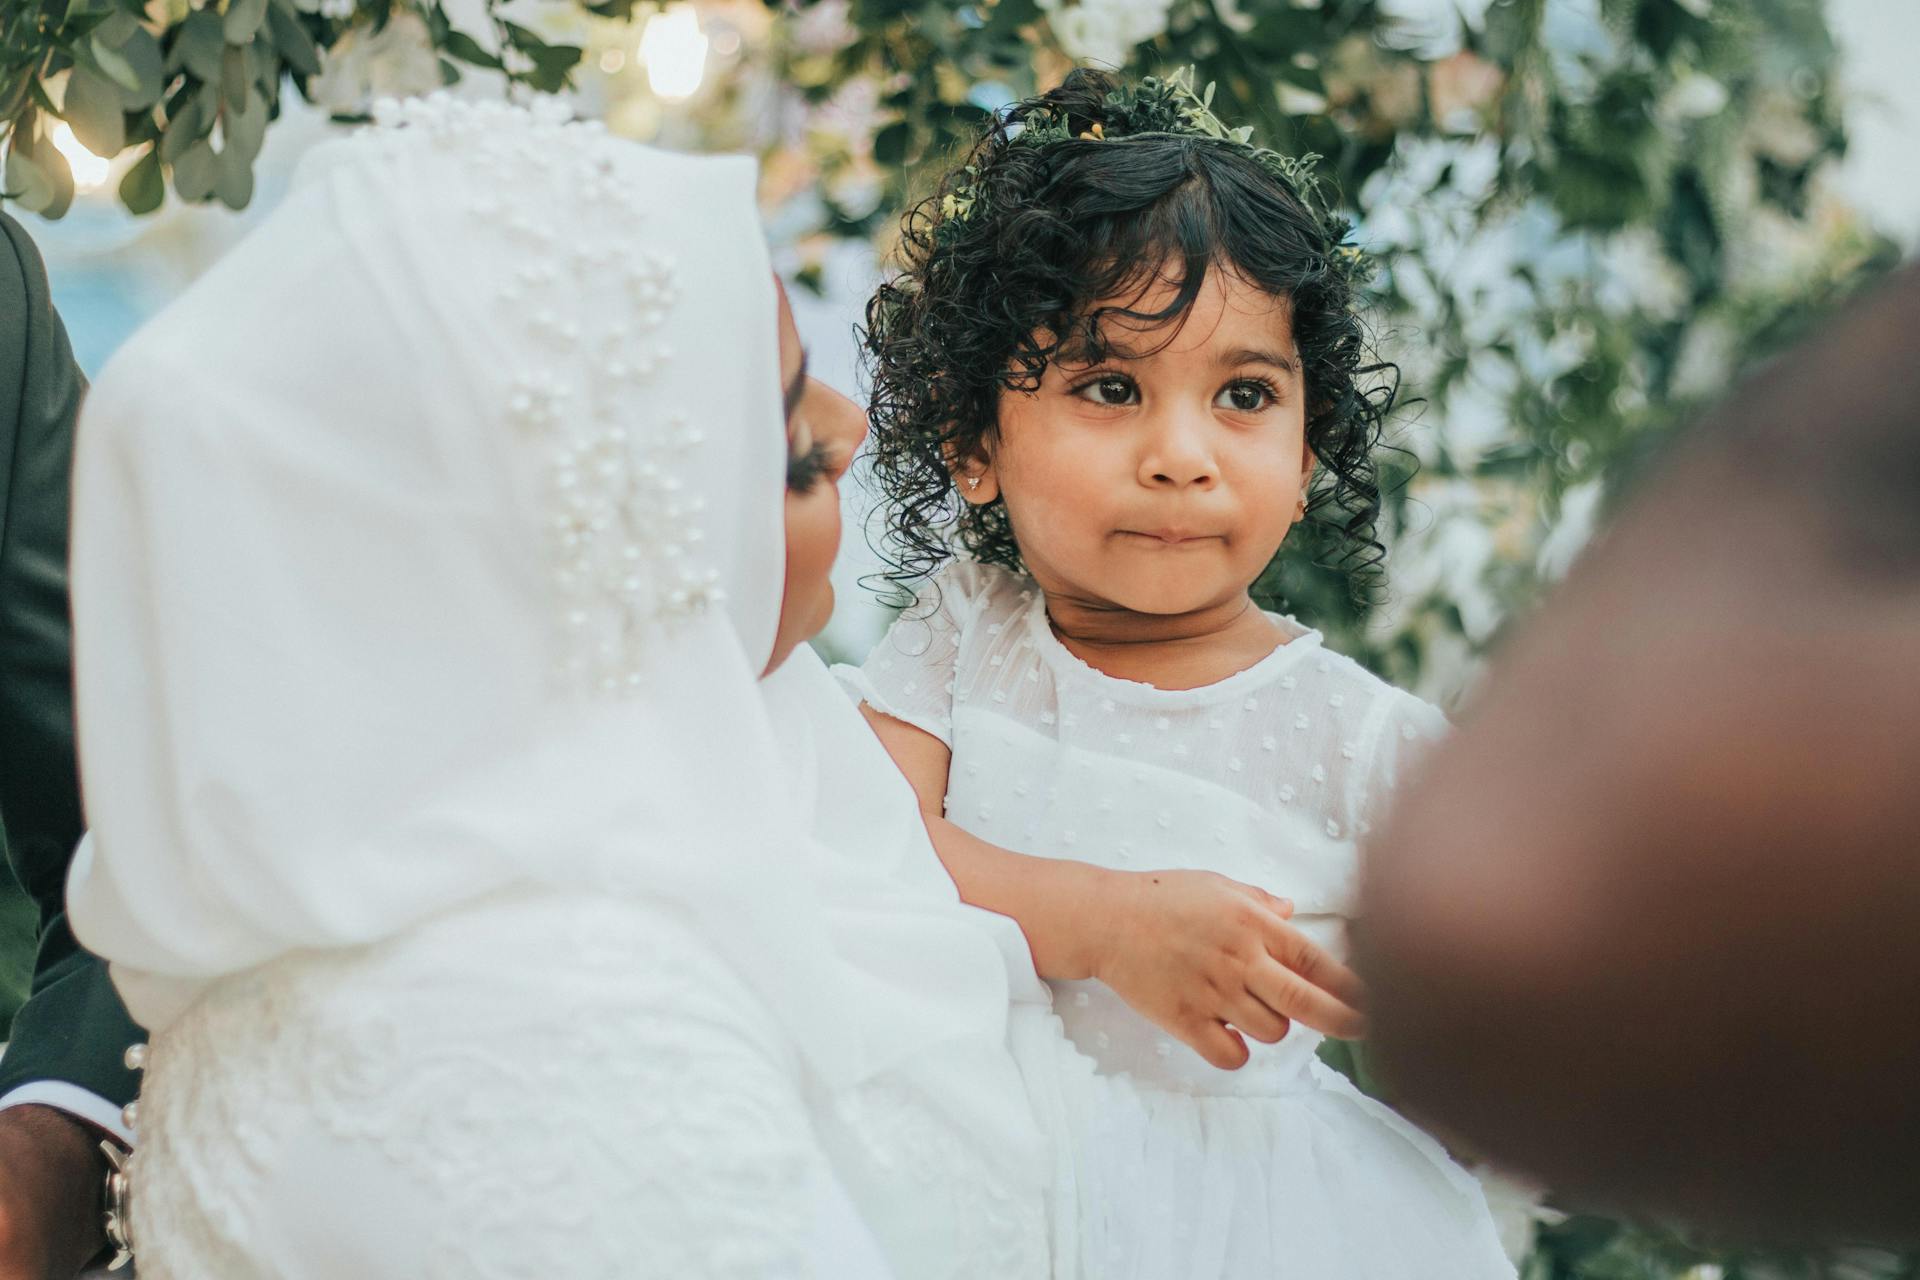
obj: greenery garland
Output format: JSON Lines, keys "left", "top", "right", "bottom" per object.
{"left": 0, "top": 0, "right": 612, "bottom": 218}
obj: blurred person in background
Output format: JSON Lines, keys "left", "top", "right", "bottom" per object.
{"left": 1356, "top": 262, "right": 1920, "bottom": 1245}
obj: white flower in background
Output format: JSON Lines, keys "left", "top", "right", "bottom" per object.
{"left": 1535, "top": 478, "right": 1604, "bottom": 582}
{"left": 788, "top": 0, "right": 854, "bottom": 56}
{"left": 1038, "top": 0, "right": 1175, "bottom": 69}
{"left": 1663, "top": 68, "right": 1730, "bottom": 121}
{"left": 1597, "top": 227, "right": 1690, "bottom": 320}
{"left": 1375, "top": 0, "right": 1486, "bottom": 58}
{"left": 311, "top": 10, "right": 443, "bottom": 115}
{"left": 1387, "top": 475, "right": 1504, "bottom": 650}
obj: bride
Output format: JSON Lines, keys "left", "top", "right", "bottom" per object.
{"left": 64, "top": 97, "right": 1047, "bottom": 1279}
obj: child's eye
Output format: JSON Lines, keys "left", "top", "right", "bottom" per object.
{"left": 1215, "top": 379, "right": 1280, "bottom": 413}
{"left": 786, "top": 440, "right": 835, "bottom": 494}
{"left": 1070, "top": 374, "right": 1139, "bottom": 407}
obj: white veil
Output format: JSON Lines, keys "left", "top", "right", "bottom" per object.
{"left": 66, "top": 98, "right": 1022, "bottom": 1098}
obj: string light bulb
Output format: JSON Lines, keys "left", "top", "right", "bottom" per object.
{"left": 640, "top": 3, "right": 708, "bottom": 102}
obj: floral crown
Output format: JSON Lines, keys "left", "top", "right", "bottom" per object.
{"left": 938, "top": 67, "right": 1371, "bottom": 282}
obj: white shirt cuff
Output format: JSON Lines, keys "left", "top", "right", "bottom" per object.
{"left": 0, "top": 1080, "right": 136, "bottom": 1146}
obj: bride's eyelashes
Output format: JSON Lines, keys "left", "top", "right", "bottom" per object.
{"left": 1064, "top": 371, "right": 1288, "bottom": 413}
{"left": 786, "top": 440, "right": 836, "bottom": 493}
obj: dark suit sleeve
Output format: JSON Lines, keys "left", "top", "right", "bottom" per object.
{"left": 0, "top": 211, "right": 142, "bottom": 1108}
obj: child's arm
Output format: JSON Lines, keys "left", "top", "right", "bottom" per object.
{"left": 860, "top": 703, "right": 1369, "bottom": 1070}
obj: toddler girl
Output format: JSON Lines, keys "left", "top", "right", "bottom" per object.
{"left": 841, "top": 70, "right": 1517, "bottom": 1279}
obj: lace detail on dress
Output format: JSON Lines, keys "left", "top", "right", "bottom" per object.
{"left": 129, "top": 896, "right": 821, "bottom": 1280}
{"left": 128, "top": 892, "right": 1047, "bottom": 1280}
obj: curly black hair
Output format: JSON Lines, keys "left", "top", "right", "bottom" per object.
{"left": 861, "top": 68, "right": 1399, "bottom": 610}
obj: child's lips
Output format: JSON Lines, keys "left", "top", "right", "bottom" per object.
{"left": 1117, "top": 528, "right": 1224, "bottom": 547}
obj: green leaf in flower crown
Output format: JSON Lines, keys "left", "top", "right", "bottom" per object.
{"left": 118, "top": 145, "right": 164, "bottom": 214}
{"left": 63, "top": 65, "right": 127, "bottom": 157}
{"left": 172, "top": 136, "right": 217, "bottom": 200}
{"left": 267, "top": 1, "right": 322, "bottom": 78}
{"left": 224, "top": 0, "right": 271, "bottom": 45}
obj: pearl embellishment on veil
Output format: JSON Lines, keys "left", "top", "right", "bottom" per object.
{"left": 363, "top": 94, "right": 723, "bottom": 697}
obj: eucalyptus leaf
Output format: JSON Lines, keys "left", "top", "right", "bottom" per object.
{"left": 225, "top": 86, "right": 268, "bottom": 160}
{"left": 172, "top": 136, "right": 216, "bottom": 200}
{"left": 63, "top": 65, "right": 127, "bottom": 157}
{"left": 118, "top": 145, "right": 164, "bottom": 214}
{"left": 4, "top": 145, "right": 56, "bottom": 213}
{"left": 266, "top": 0, "right": 321, "bottom": 77}
{"left": 212, "top": 142, "right": 254, "bottom": 209}
{"left": 520, "top": 43, "right": 581, "bottom": 94}
{"left": 170, "top": 10, "right": 225, "bottom": 81}
{"left": 160, "top": 88, "right": 212, "bottom": 163}
{"left": 107, "top": 27, "right": 166, "bottom": 110}
{"left": 223, "top": 0, "right": 270, "bottom": 46}
{"left": 36, "top": 135, "right": 76, "bottom": 221}
{"left": 220, "top": 44, "right": 248, "bottom": 108}
{"left": 97, "top": 10, "right": 140, "bottom": 46}
{"left": 443, "top": 29, "right": 502, "bottom": 70}
{"left": 247, "top": 38, "right": 278, "bottom": 92}
{"left": 89, "top": 34, "right": 143, "bottom": 92}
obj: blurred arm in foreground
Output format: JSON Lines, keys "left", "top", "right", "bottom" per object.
{"left": 1355, "top": 263, "right": 1920, "bottom": 1245}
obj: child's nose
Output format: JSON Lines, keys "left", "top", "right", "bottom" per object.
{"left": 1139, "top": 412, "right": 1217, "bottom": 489}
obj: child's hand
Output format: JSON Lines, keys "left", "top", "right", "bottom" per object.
{"left": 1094, "top": 869, "right": 1368, "bottom": 1071}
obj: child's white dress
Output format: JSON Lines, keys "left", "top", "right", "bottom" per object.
{"left": 841, "top": 561, "right": 1516, "bottom": 1280}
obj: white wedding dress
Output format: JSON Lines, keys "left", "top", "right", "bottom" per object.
{"left": 844, "top": 561, "right": 1518, "bottom": 1279}
{"left": 66, "top": 99, "right": 1046, "bottom": 1280}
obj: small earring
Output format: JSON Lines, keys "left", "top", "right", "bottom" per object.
{"left": 966, "top": 477, "right": 982, "bottom": 492}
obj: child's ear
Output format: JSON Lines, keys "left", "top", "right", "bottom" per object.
{"left": 1295, "top": 444, "right": 1318, "bottom": 523}
{"left": 944, "top": 440, "right": 1001, "bottom": 506}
